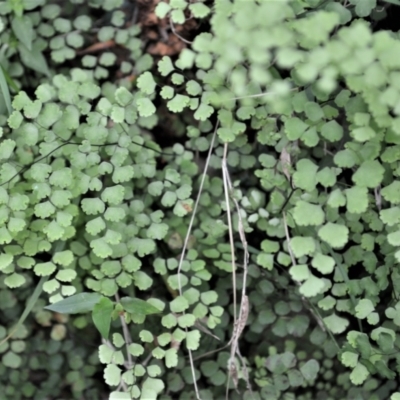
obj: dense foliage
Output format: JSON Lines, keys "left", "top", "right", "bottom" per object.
{"left": 1, "top": 0, "right": 400, "bottom": 399}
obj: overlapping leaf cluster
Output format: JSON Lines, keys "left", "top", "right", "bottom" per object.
{"left": 2, "top": 0, "right": 400, "bottom": 399}
{"left": 136, "top": 0, "right": 400, "bottom": 398}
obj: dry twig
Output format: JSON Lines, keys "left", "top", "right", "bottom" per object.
{"left": 176, "top": 123, "right": 219, "bottom": 400}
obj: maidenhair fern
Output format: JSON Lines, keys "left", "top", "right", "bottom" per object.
{"left": 1, "top": 0, "right": 400, "bottom": 399}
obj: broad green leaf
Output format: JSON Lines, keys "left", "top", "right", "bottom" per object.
{"left": 161, "top": 86, "right": 174, "bottom": 99}
{"left": 136, "top": 98, "right": 156, "bottom": 117}
{"left": 43, "top": 279, "right": 60, "bottom": 294}
{"left": 189, "top": 2, "right": 211, "bottom": 18}
{"left": 167, "top": 94, "right": 190, "bottom": 113}
{"left": 137, "top": 71, "right": 157, "bottom": 95}
{"left": 53, "top": 250, "right": 74, "bottom": 266}
{"left": 186, "top": 329, "right": 201, "bottom": 350}
{"left": 133, "top": 270, "right": 153, "bottom": 290}
{"left": 147, "top": 222, "right": 168, "bottom": 240}
{"left": 0, "top": 253, "right": 14, "bottom": 271}
{"left": 99, "top": 51, "right": 117, "bottom": 67}
{"left": 301, "top": 126, "right": 319, "bottom": 147}
{"left": 112, "top": 165, "right": 134, "bottom": 183}
{"left": 200, "top": 290, "right": 218, "bottom": 305}
{"left": 34, "top": 262, "right": 56, "bottom": 276}
{"left": 0, "top": 139, "right": 15, "bottom": 160}
{"left": 318, "top": 223, "right": 349, "bottom": 248}
{"left": 141, "top": 377, "right": 165, "bottom": 397}
{"left": 128, "top": 343, "right": 145, "bottom": 357}
{"left": 8, "top": 217, "right": 26, "bottom": 233}
{"left": 371, "top": 326, "right": 395, "bottom": 347}
{"left": 293, "top": 201, "right": 324, "bottom": 226}
{"left": 381, "top": 181, "right": 400, "bottom": 204}
{"left": 55, "top": 269, "right": 77, "bottom": 282}
{"left": 186, "top": 80, "right": 202, "bottom": 96}
{"left": 115, "top": 87, "right": 133, "bottom": 106}
{"left": 170, "top": 295, "right": 189, "bottom": 313}
{"left": 73, "top": 15, "right": 92, "bottom": 30}
{"left": 81, "top": 198, "right": 106, "bottom": 215}
{"left": 4, "top": 273, "right": 26, "bottom": 288}
{"left": 86, "top": 217, "right": 106, "bottom": 235}
{"left": 7, "top": 110, "right": 24, "bottom": 129}
{"left": 165, "top": 348, "right": 178, "bottom": 367}
{"left": 104, "top": 207, "right": 126, "bottom": 222}
{"left": 320, "top": 120, "right": 343, "bottom": 142}
{"left": 327, "top": 189, "right": 346, "bottom": 208}
{"left": 43, "top": 221, "right": 65, "bottom": 241}
{"left": 352, "top": 160, "right": 384, "bottom": 188}
{"left": 155, "top": 2, "right": 171, "bottom": 18}
{"left": 139, "top": 330, "right": 154, "bottom": 343}
{"left": 355, "top": 298, "right": 374, "bottom": 319}
{"left": 289, "top": 264, "right": 310, "bottom": 281}
{"left": 176, "top": 49, "right": 196, "bottom": 70}
{"left": 178, "top": 314, "right": 196, "bottom": 328}
{"left": 318, "top": 295, "right": 336, "bottom": 310}
{"left": 120, "top": 297, "right": 162, "bottom": 316}
{"left": 316, "top": 167, "right": 336, "bottom": 187}
{"left": 90, "top": 238, "right": 112, "bottom": 258}
{"left": 300, "top": 359, "right": 319, "bottom": 381}
{"left": 341, "top": 351, "right": 359, "bottom": 368}
{"left": 290, "top": 236, "right": 316, "bottom": 258}
{"left": 350, "top": 362, "right": 369, "bottom": 385}
{"left": 288, "top": 369, "right": 304, "bottom": 387}
{"left": 2, "top": 351, "right": 21, "bottom": 368}
{"left": 158, "top": 56, "right": 174, "bottom": 76}
{"left": 292, "top": 159, "right": 318, "bottom": 192}
{"left": 34, "top": 201, "right": 55, "bottom": 219}
{"left": 104, "top": 364, "right": 122, "bottom": 386}
{"left": 304, "top": 102, "right": 324, "bottom": 122}
{"left": 388, "top": 230, "right": 400, "bottom": 246}
{"left": 345, "top": 186, "right": 368, "bottom": 214}
{"left": 355, "top": 0, "right": 376, "bottom": 17}
{"left": 44, "top": 292, "right": 102, "bottom": 314}
{"left": 323, "top": 313, "right": 349, "bottom": 334}
{"left": 285, "top": 117, "right": 309, "bottom": 140}
{"left": 171, "top": 9, "right": 185, "bottom": 23}
{"left": 92, "top": 297, "right": 114, "bottom": 339}
{"left": 195, "top": 103, "right": 214, "bottom": 121}
{"left": 299, "top": 275, "right": 325, "bottom": 297}
{"left": 49, "top": 168, "right": 73, "bottom": 189}
{"left": 110, "top": 105, "right": 125, "bottom": 123}
{"left": 66, "top": 31, "right": 84, "bottom": 48}
{"left": 311, "top": 253, "right": 335, "bottom": 274}
{"left": 352, "top": 126, "right": 376, "bottom": 142}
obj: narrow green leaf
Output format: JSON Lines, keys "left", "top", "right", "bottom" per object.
{"left": 92, "top": 297, "right": 114, "bottom": 339}
{"left": 11, "top": 16, "right": 33, "bottom": 50}
{"left": 120, "top": 297, "right": 162, "bottom": 316}
{"left": 44, "top": 292, "right": 102, "bottom": 314}
{"left": 0, "top": 65, "right": 12, "bottom": 115}
{"left": 18, "top": 43, "right": 51, "bottom": 77}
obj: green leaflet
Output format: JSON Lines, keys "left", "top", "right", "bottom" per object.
{"left": 92, "top": 297, "right": 114, "bottom": 339}
{"left": 44, "top": 292, "right": 102, "bottom": 314}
